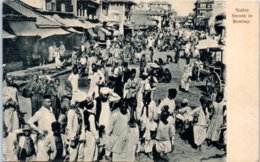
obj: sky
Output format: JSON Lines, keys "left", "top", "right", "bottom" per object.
{"left": 21, "top": 0, "right": 196, "bottom": 17}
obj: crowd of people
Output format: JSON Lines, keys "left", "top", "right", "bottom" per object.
{"left": 3, "top": 27, "right": 226, "bottom": 161}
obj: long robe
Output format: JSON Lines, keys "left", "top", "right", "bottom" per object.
{"left": 207, "top": 101, "right": 226, "bottom": 141}
{"left": 84, "top": 110, "right": 98, "bottom": 161}
{"left": 107, "top": 111, "right": 129, "bottom": 161}
{"left": 3, "top": 84, "right": 20, "bottom": 133}
{"left": 191, "top": 106, "right": 209, "bottom": 146}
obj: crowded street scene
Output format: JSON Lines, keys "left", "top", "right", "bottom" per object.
{"left": 3, "top": 0, "right": 226, "bottom": 161}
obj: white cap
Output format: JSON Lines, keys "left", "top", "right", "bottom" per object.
{"left": 100, "top": 87, "right": 111, "bottom": 95}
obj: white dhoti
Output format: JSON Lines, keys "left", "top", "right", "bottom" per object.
{"left": 156, "top": 140, "right": 172, "bottom": 153}
{"left": 181, "top": 74, "right": 190, "bottom": 91}
{"left": 88, "top": 85, "right": 99, "bottom": 99}
{"left": 84, "top": 131, "right": 98, "bottom": 161}
{"left": 126, "top": 127, "right": 139, "bottom": 161}
{"left": 4, "top": 109, "right": 19, "bottom": 133}
{"left": 193, "top": 125, "right": 207, "bottom": 146}
{"left": 99, "top": 104, "right": 111, "bottom": 145}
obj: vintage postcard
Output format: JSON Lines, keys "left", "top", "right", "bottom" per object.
{"left": 1, "top": 0, "right": 259, "bottom": 161}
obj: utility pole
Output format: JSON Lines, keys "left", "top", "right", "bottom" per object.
{"left": 72, "top": 0, "right": 77, "bottom": 16}
{"left": 106, "top": 0, "right": 108, "bottom": 16}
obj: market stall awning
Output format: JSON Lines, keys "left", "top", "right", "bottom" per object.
{"left": 82, "top": 21, "right": 97, "bottom": 29}
{"left": 8, "top": 21, "right": 40, "bottom": 37}
{"left": 3, "top": 30, "right": 16, "bottom": 39}
{"left": 88, "top": 28, "right": 97, "bottom": 37}
{"left": 66, "top": 28, "right": 84, "bottom": 34}
{"left": 37, "top": 28, "right": 71, "bottom": 39}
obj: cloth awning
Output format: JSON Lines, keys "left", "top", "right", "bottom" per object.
{"left": 37, "top": 28, "right": 71, "bottom": 39}
{"left": 63, "top": 19, "right": 86, "bottom": 28}
{"left": 3, "top": 30, "right": 16, "bottom": 39}
{"left": 82, "top": 21, "right": 96, "bottom": 29}
{"left": 88, "top": 28, "right": 97, "bottom": 37}
{"left": 66, "top": 28, "right": 84, "bottom": 34}
{"left": 8, "top": 21, "right": 40, "bottom": 37}
{"left": 100, "top": 28, "right": 111, "bottom": 35}
{"left": 8, "top": 20, "right": 70, "bottom": 38}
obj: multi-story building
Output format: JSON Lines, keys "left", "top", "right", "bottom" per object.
{"left": 22, "top": 0, "right": 101, "bottom": 20}
{"left": 132, "top": 1, "right": 172, "bottom": 27}
{"left": 21, "top": 0, "right": 73, "bottom": 12}
{"left": 133, "top": 2, "right": 149, "bottom": 10}
{"left": 101, "top": 0, "right": 136, "bottom": 23}
{"left": 129, "top": 10, "right": 163, "bottom": 29}
{"left": 193, "top": 0, "right": 214, "bottom": 31}
{"left": 209, "top": 1, "right": 225, "bottom": 37}
{"left": 45, "top": 0, "right": 73, "bottom": 12}
{"left": 72, "top": 0, "right": 101, "bottom": 19}
{"left": 209, "top": 1, "right": 224, "bottom": 25}
{"left": 148, "top": 1, "right": 171, "bottom": 12}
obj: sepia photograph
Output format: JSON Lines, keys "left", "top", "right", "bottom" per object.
{"left": 2, "top": 0, "right": 227, "bottom": 161}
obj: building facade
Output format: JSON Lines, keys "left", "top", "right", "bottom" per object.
{"left": 72, "top": 0, "right": 100, "bottom": 19}
{"left": 148, "top": 1, "right": 171, "bottom": 12}
{"left": 21, "top": 0, "right": 101, "bottom": 20}
{"left": 193, "top": 0, "right": 214, "bottom": 31}
{"left": 101, "top": 0, "right": 136, "bottom": 23}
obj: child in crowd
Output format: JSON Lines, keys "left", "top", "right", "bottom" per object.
{"left": 155, "top": 109, "right": 175, "bottom": 160}
{"left": 17, "top": 124, "right": 37, "bottom": 161}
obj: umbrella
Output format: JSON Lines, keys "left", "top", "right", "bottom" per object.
{"left": 196, "top": 38, "right": 220, "bottom": 50}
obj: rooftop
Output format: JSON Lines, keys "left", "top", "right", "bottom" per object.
{"left": 150, "top": 6, "right": 168, "bottom": 11}
{"left": 149, "top": 1, "right": 171, "bottom": 6}
{"left": 130, "top": 10, "right": 163, "bottom": 16}
{"left": 195, "top": 0, "right": 214, "bottom": 4}
{"left": 102, "top": 0, "right": 137, "bottom": 4}
{"left": 4, "top": 0, "right": 60, "bottom": 27}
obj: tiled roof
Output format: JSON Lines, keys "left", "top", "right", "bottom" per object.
{"left": 52, "top": 14, "right": 97, "bottom": 29}
{"left": 4, "top": 1, "right": 60, "bottom": 27}
{"left": 150, "top": 6, "right": 167, "bottom": 11}
{"left": 131, "top": 10, "right": 163, "bottom": 16}
{"left": 149, "top": 1, "right": 171, "bottom": 5}
{"left": 106, "top": 0, "right": 136, "bottom": 4}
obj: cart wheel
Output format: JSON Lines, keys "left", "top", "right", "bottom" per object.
{"left": 206, "top": 72, "right": 222, "bottom": 95}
